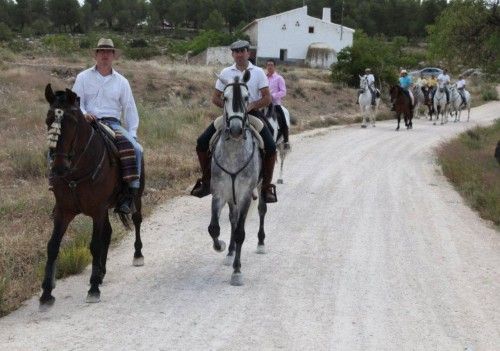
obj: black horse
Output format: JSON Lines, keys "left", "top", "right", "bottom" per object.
{"left": 390, "top": 85, "right": 413, "bottom": 131}
{"left": 40, "top": 84, "right": 145, "bottom": 308}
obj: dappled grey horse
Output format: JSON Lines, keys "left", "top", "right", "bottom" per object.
{"left": 208, "top": 71, "right": 267, "bottom": 286}
{"left": 448, "top": 84, "right": 471, "bottom": 122}
{"left": 433, "top": 81, "right": 448, "bottom": 125}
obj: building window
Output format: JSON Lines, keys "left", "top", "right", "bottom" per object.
{"left": 282, "top": 24, "right": 286, "bottom": 30}
{"left": 308, "top": 26, "right": 314, "bottom": 33}
{"left": 295, "top": 21, "right": 300, "bottom": 27}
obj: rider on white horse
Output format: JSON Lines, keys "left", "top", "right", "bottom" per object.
{"left": 265, "top": 59, "right": 290, "bottom": 150}
{"left": 358, "top": 68, "right": 376, "bottom": 106}
{"left": 456, "top": 75, "right": 467, "bottom": 106}
{"left": 434, "top": 68, "right": 451, "bottom": 104}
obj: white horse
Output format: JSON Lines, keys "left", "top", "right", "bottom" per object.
{"left": 433, "top": 80, "right": 448, "bottom": 125}
{"left": 209, "top": 71, "right": 268, "bottom": 286}
{"left": 358, "top": 75, "right": 380, "bottom": 128}
{"left": 264, "top": 104, "right": 291, "bottom": 184}
{"left": 448, "top": 84, "right": 472, "bottom": 122}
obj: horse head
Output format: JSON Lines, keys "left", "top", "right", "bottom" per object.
{"left": 389, "top": 85, "right": 399, "bottom": 103}
{"left": 437, "top": 80, "right": 446, "bottom": 93}
{"left": 221, "top": 70, "right": 250, "bottom": 139}
{"left": 359, "top": 75, "right": 368, "bottom": 91}
{"left": 45, "top": 84, "right": 83, "bottom": 176}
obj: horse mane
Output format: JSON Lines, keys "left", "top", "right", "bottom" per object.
{"left": 232, "top": 76, "right": 243, "bottom": 113}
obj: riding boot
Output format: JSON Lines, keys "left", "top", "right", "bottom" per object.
{"left": 261, "top": 152, "right": 277, "bottom": 203}
{"left": 191, "top": 150, "right": 211, "bottom": 198}
{"left": 117, "top": 187, "right": 139, "bottom": 215}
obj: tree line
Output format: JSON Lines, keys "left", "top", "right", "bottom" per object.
{"left": 0, "top": 0, "right": 448, "bottom": 38}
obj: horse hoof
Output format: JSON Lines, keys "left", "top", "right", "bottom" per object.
{"left": 361, "top": 125, "right": 367, "bottom": 129}
{"left": 223, "top": 254, "right": 233, "bottom": 266}
{"left": 256, "top": 244, "right": 266, "bottom": 254}
{"left": 214, "top": 240, "right": 226, "bottom": 253}
{"left": 39, "top": 295, "right": 55, "bottom": 311}
{"left": 433, "top": 122, "right": 437, "bottom": 125}
{"left": 230, "top": 272, "right": 244, "bottom": 286}
{"left": 133, "top": 256, "right": 144, "bottom": 266}
{"left": 277, "top": 179, "right": 283, "bottom": 184}
{"left": 86, "top": 292, "right": 101, "bottom": 303}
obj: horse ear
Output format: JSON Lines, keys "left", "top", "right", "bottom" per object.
{"left": 243, "top": 69, "right": 250, "bottom": 83}
{"left": 66, "top": 89, "right": 77, "bottom": 106}
{"left": 45, "top": 84, "right": 55, "bottom": 104}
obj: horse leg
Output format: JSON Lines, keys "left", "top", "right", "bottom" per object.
{"left": 396, "top": 113, "right": 401, "bottom": 131}
{"left": 132, "top": 210, "right": 144, "bottom": 266}
{"left": 133, "top": 166, "right": 144, "bottom": 266}
{"left": 224, "top": 203, "right": 238, "bottom": 266}
{"left": 98, "top": 214, "right": 112, "bottom": 285}
{"left": 277, "top": 146, "right": 285, "bottom": 184}
{"left": 230, "top": 198, "right": 251, "bottom": 286}
{"left": 360, "top": 105, "right": 367, "bottom": 128}
{"left": 209, "top": 196, "right": 226, "bottom": 252}
{"left": 39, "top": 208, "right": 75, "bottom": 309}
{"left": 87, "top": 212, "right": 106, "bottom": 303}
{"left": 256, "top": 195, "right": 267, "bottom": 254}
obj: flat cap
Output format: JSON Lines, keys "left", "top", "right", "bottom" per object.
{"left": 230, "top": 40, "right": 250, "bottom": 50}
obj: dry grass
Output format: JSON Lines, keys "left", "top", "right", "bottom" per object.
{"left": 0, "top": 53, "right": 369, "bottom": 316}
{"left": 437, "top": 119, "right": 500, "bottom": 226}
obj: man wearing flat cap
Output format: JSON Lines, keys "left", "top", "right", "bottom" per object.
{"left": 191, "top": 39, "right": 278, "bottom": 203}
{"left": 72, "top": 38, "right": 143, "bottom": 214}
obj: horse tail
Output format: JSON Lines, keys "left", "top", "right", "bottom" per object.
{"left": 117, "top": 212, "right": 132, "bottom": 230}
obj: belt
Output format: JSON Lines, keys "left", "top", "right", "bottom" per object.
{"left": 99, "top": 117, "right": 120, "bottom": 124}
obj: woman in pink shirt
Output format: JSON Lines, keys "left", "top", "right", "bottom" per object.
{"left": 266, "top": 59, "right": 290, "bottom": 149}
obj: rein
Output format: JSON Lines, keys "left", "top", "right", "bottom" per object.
{"left": 213, "top": 135, "right": 256, "bottom": 205}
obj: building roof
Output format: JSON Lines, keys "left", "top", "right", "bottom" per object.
{"left": 241, "top": 6, "right": 354, "bottom": 33}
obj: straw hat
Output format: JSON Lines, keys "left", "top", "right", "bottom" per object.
{"left": 92, "top": 38, "right": 121, "bottom": 56}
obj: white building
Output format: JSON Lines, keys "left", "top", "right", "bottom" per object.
{"left": 242, "top": 6, "right": 354, "bottom": 68}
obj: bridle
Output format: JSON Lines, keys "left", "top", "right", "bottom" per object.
{"left": 222, "top": 81, "right": 249, "bottom": 132}
{"left": 214, "top": 79, "right": 256, "bottom": 204}
{"left": 48, "top": 106, "right": 96, "bottom": 174}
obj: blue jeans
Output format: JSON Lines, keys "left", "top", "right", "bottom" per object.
{"left": 106, "top": 121, "right": 143, "bottom": 189}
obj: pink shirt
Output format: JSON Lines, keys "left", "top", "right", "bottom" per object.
{"left": 267, "top": 72, "right": 286, "bottom": 105}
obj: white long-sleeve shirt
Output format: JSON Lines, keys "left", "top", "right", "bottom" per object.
{"left": 72, "top": 66, "right": 139, "bottom": 137}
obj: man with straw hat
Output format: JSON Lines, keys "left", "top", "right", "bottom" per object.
{"left": 72, "top": 38, "right": 143, "bottom": 214}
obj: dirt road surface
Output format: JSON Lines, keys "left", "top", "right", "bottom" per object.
{"left": 1, "top": 100, "right": 499, "bottom": 350}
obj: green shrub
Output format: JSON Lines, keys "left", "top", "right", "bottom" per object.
{"left": 171, "top": 30, "right": 248, "bottom": 55}
{"left": 124, "top": 47, "right": 160, "bottom": 60}
{"left": 42, "top": 34, "right": 79, "bottom": 55}
{"left": 31, "top": 20, "right": 48, "bottom": 36}
{"left": 0, "top": 22, "right": 13, "bottom": 42}
{"left": 129, "top": 38, "right": 149, "bottom": 48}
{"left": 480, "top": 84, "right": 498, "bottom": 101}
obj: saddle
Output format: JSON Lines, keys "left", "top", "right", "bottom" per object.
{"left": 93, "top": 121, "right": 119, "bottom": 161}
{"left": 209, "top": 115, "right": 265, "bottom": 152}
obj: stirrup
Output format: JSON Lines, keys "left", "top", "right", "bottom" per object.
{"left": 262, "top": 184, "right": 277, "bottom": 203}
{"left": 191, "top": 179, "right": 210, "bottom": 198}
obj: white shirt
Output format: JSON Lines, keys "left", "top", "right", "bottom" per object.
{"left": 72, "top": 66, "right": 139, "bottom": 138}
{"left": 456, "top": 79, "right": 466, "bottom": 89}
{"left": 215, "top": 61, "right": 268, "bottom": 103}
{"left": 364, "top": 74, "right": 375, "bottom": 86}
{"left": 437, "top": 73, "right": 451, "bottom": 85}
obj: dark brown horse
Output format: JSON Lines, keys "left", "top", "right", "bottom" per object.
{"left": 390, "top": 85, "right": 413, "bottom": 131}
{"left": 40, "top": 84, "right": 145, "bottom": 308}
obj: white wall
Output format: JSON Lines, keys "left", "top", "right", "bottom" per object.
{"left": 252, "top": 7, "right": 353, "bottom": 61}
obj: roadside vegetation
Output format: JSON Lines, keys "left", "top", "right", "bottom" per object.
{"left": 437, "top": 120, "right": 500, "bottom": 227}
